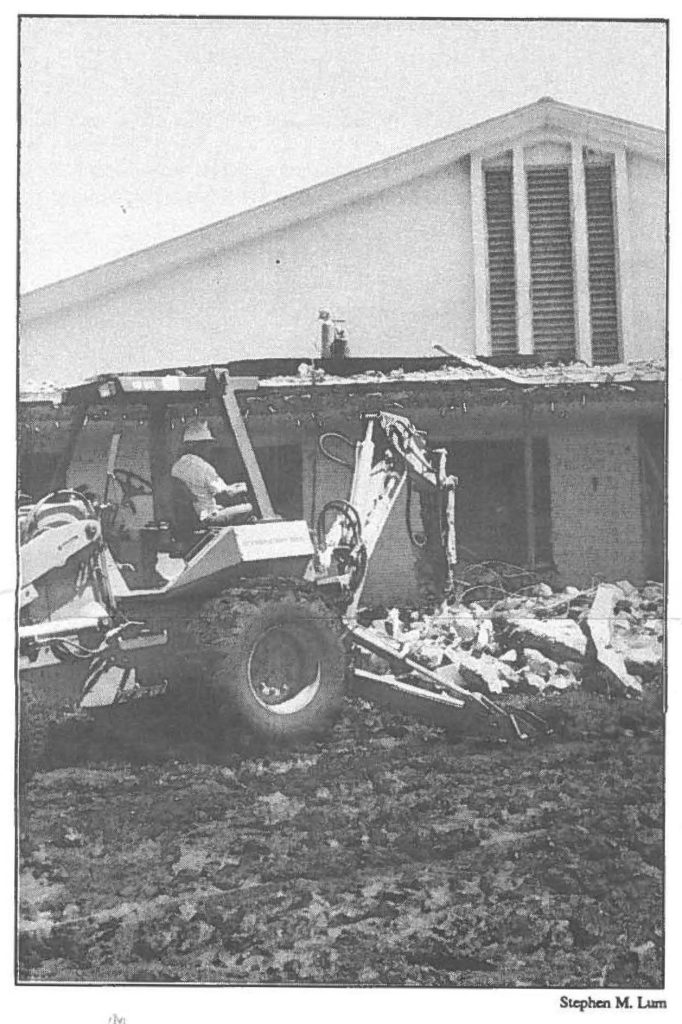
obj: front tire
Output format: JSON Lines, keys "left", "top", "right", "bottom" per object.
{"left": 187, "top": 580, "right": 348, "bottom": 744}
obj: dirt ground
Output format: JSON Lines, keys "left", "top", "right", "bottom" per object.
{"left": 17, "top": 685, "right": 664, "bottom": 987}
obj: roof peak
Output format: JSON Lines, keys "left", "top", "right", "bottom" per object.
{"left": 21, "top": 97, "right": 665, "bottom": 318}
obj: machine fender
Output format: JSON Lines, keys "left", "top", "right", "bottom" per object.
{"left": 20, "top": 520, "right": 101, "bottom": 589}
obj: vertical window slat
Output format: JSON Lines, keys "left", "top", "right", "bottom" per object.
{"left": 526, "top": 166, "right": 576, "bottom": 361}
{"left": 484, "top": 169, "right": 517, "bottom": 355}
{"left": 585, "top": 164, "right": 620, "bottom": 364}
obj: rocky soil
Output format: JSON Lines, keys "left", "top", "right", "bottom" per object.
{"left": 18, "top": 678, "right": 664, "bottom": 986}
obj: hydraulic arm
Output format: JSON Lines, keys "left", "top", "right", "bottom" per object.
{"left": 315, "top": 411, "right": 457, "bottom": 610}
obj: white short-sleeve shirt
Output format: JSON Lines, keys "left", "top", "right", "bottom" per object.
{"left": 171, "top": 453, "right": 228, "bottom": 520}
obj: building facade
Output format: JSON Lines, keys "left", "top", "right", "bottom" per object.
{"left": 18, "top": 99, "right": 666, "bottom": 602}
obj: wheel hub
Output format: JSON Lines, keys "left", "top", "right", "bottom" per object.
{"left": 247, "top": 624, "right": 321, "bottom": 715}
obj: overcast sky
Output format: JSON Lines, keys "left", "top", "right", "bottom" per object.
{"left": 19, "top": 17, "right": 666, "bottom": 293}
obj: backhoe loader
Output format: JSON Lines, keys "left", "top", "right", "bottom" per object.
{"left": 18, "top": 367, "right": 548, "bottom": 770}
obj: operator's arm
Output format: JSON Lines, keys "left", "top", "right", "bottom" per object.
{"left": 218, "top": 481, "right": 249, "bottom": 500}
{"left": 205, "top": 466, "right": 248, "bottom": 503}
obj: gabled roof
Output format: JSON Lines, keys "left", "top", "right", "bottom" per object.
{"left": 21, "top": 98, "right": 665, "bottom": 323}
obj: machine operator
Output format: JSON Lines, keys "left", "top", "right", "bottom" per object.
{"left": 171, "top": 420, "right": 253, "bottom": 526}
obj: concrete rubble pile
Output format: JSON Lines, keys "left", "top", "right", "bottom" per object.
{"left": 362, "top": 577, "right": 663, "bottom": 701}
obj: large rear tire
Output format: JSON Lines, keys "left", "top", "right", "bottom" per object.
{"left": 187, "top": 580, "right": 348, "bottom": 744}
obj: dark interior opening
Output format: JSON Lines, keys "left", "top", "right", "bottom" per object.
{"left": 211, "top": 442, "right": 303, "bottom": 521}
{"left": 446, "top": 438, "right": 552, "bottom": 567}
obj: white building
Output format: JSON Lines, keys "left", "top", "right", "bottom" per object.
{"left": 20, "top": 98, "right": 666, "bottom": 387}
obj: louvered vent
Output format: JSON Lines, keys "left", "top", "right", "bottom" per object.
{"left": 585, "top": 164, "right": 619, "bottom": 364}
{"left": 526, "top": 166, "right": 576, "bottom": 361}
{"left": 484, "top": 169, "right": 517, "bottom": 354}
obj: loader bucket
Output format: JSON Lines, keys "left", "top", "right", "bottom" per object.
{"left": 348, "top": 622, "right": 552, "bottom": 743}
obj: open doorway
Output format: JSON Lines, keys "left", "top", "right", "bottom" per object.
{"left": 446, "top": 438, "right": 552, "bottom": 567}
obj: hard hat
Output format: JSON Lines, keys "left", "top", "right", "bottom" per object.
{"left": 183, "top": 420, "right": 215, "bottom": 444}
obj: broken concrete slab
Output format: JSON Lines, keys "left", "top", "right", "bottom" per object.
{"left": 615, "top": 579, "right": 639, "bottom": 599}
{"left": 412, "top": 642, "right": 445, "bottom": 671}
{"left": 546, "top": 671, "right": 579, "bottom": 692}
{"left": 385, "top": 608, "right": 402, "bottom": 639}
{"left": 395, "top": 627, "right": 424, "bottom": 652}
{"left": 493, "top": 595, "right": 527, "bottom": 613}
{"left": 360, "top": 580, "right": 660, "bottom": 710}
{"left": 498, "top": 649, "right": 518, "bottom": 665}
{"left": 584, "top": 582, "right": 617, "bottom": 624}
{"left": 531, "top": 583, "right": 554, "bottom": 599}
{"left": 623, "top": 643, "right": 663, "bottom": 682}
{"left": 359, "top": 651, "right": 392, "bottom": 676}
{"left": 423, "top": 605, "right": 456, "bottom": 633}
{"left": 510, "top": 617, "right": 587, "bottom": 662}
{"left": 474, "top": 619, "right": 495, "bottom": 653}
{"left": 441, "top": 640, "right": 463, "bottom": 663}
{"left": 641, "top": 583, "right": 664, "bottom": 604}
{"left": 585, "top": 585, "right": 624, "bottom": 637}
{"left": 368, "top": 618, "right": 390, "bottom": 637}
{"left": 431, "top": 660, "right": 468, "bottom": 689}
{"left": 520, "top": 590, "right": 590, "bottom": 622}
{"left": 588, "top": 652, "right": 643, "bottom": 696}
{"left": 523, "top": 648, "right": 558, "bottom": 680}
{"left": 449, "top": 606, "right": 478, "bottom": 643}
{"left": 519, "top": 669, "right": 550, "bottom": 694}
{"left": 613, "top": 611, "right": 634, "bottom": 632}
{"left": 585, "top": 584, "right": 643, "bottom": 696}
{"left": 458, "top": 652, "right": 519, "bottom": 696}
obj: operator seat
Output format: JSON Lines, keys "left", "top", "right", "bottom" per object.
{"left": 168, "top": 477, "right": 254, "bottom": 549}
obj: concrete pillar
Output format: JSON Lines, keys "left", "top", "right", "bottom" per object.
{"left": 470, "top": 151, "right": 491, "bottom": 357}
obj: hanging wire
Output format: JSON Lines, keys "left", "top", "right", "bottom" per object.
{"left": 318, "top": 431, "right": 354, "bottom": 468}
{"left": 405, "top": 478, "right": 427, "bottom": 548}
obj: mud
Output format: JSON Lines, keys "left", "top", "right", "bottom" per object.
{"left": 18, "top": 686, "right": 664, "bottom": 986}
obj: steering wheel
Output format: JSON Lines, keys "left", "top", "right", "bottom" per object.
{"left": 111, "top": 468, "right": 153, "bottom": 499}
{"left": 100, "top": 469, "right": 153, "bottom": 540}
{"left": 23, "top": 489, "right": 98, "bottom": 538}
